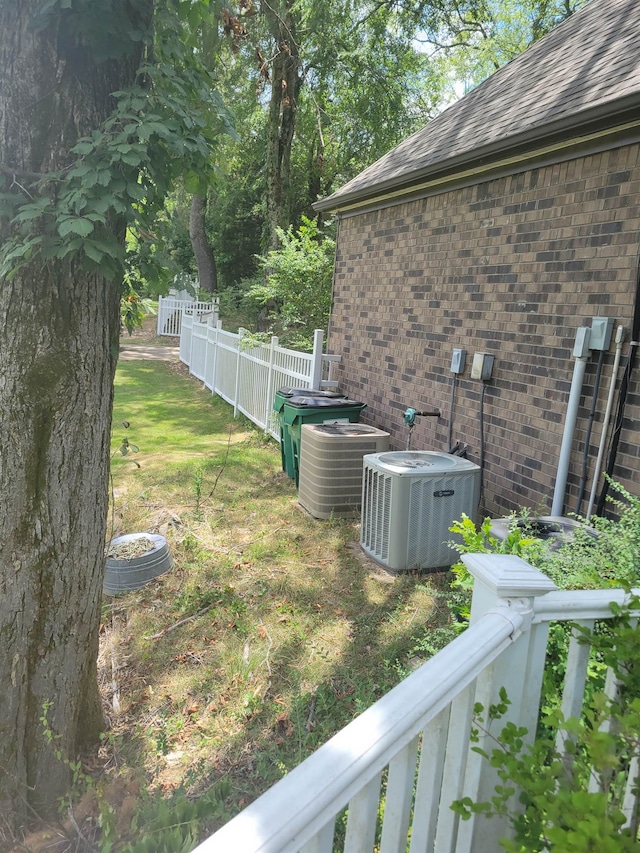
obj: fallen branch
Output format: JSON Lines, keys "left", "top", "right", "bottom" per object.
{"left": 240, "top": 526, "right": 286, "bottom": 548}
{"left": 199, "top": 426, "right": 233, "bottom": 508}
{"left": 261, "top": 623, "right": 273, "bottom": 676}
{"left": 67, "top": 805, "right": 96, "bottom": 852}
{"left": 143, "top": 604, "right": 214, "bottom": 640}
{"left": 111, "top": 611, "right": 121, "bottom": 715}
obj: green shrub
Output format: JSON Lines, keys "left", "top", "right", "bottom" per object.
{"left": 249, "top": 216, "right": 335, "bottom": 348}
{"left": 449, "top": 480, "right": 640, "bottom": 601}
{"left": 452, "top": 596, "right": 640, "bottom": 851}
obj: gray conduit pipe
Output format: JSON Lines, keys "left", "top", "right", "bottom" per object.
{"left": 586, "top": 325, "right": 625, "bottom": 520}
{"left": 551, "top": 328, "right": 591, "bottom": 516}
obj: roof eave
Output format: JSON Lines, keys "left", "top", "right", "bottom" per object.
{"left": 314, "top": 94, "right": 640, "bottom": 214}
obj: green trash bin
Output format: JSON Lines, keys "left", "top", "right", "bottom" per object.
{"left": 274, "top": 387, "right": 345, "bottom": 479}
{"left": 283, "top": 396, "right": 366, "bottom": 486}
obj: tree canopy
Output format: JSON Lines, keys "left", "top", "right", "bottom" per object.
{"left": 143, "top": 0, "right": 587, "bottom": 341}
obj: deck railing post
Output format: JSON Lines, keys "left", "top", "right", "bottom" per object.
{"left": 455, "top": 554, "right": 557, "bottom": 852}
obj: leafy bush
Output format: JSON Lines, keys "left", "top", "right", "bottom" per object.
{"left": 450, "top": 480, "right": 640, "bottom": 599}
{"left": 249, "top": 216, "right": 335, "bottom": 348}
{"left": 120, "top": 283, "right": 156, "bottom": 335}
{"left": 444, "top": 484, "right": 640, "bottom": 849}
{"left": 452, "top": 596, "right": 640, "bottom": 851}
{"left": 447, "top": 485, "right": 640, "bottom": 724}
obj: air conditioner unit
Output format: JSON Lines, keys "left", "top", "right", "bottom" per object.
{"left": 360, "top": 451, "right": 481, "bottom": 572}
{"left": 298, "top": 423, "right": 390, "bottom": 519}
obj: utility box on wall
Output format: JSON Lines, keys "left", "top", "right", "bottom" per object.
{"left": 360, "top": 451, "right": 481, "bottom": 572}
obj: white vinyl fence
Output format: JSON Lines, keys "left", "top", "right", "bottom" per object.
{"left": 157, "top": 294, "right": 219, "bottom": 337}
{"left": 180, "top": 315, "right": 340, "bottom": 439}
{"left": 193, "top": 555, "right": 640, "bottom": 853}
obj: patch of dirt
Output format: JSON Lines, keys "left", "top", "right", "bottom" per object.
{"left": 346, "top": 541, "right": 397, "bottom": 582}
{"left": 165, "top": 359, "right": 191, "bottom": 378}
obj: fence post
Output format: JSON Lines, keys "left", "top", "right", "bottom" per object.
{"left": 188, "top": 312, "right": 195, "bottom": 369}
{"left": 157, "top": 295, "right": 164, "bottom": 336}
{"left": 233, "top": 329, "right": 243, "bottom": 418}
{"left": 211, "top": 320, "right": 221, "bottom": 396}
{"left": 264, "top": 336, "right": 279, "bottom": 435}
{"left": 454, "top": 554, "right": 557, "bottom": 852}
{"left": 310, "top": 329, "right": 324, "bottom": 390}
{"left": 203, "top": 322, "right": 212, "bottom": 390}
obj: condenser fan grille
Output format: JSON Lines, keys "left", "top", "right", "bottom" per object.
{"left": 361, "top": 466, "right": 392, "bottom": 560}
{"left": 406, "top": 474, "right": 478, "bottom": 568}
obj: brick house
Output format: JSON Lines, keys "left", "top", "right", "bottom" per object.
{"left": 314, "top": 0, "right": 640, "bottom": 520}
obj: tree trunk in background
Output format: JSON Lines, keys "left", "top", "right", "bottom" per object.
{"left": 0, "top": 2, "right": 146, "bottom": 834}
{"left": 189, "top": 193, "right": 218, "bottom": 292}
{"left": 264, "top": 0, "right": 302, "bottom": 250}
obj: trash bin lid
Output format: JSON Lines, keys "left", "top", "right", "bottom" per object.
{"left": 286, "top": 396, "right": 364, "bottom": 408}
{"left": 277, "top": 386, "right": 344, "bottom": 398}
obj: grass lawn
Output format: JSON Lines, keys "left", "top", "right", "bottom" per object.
{"left": 98, "top": 355, "right": 455, "bottom": 845}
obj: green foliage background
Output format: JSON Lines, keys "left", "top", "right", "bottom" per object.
{"left": 105, "top": 0, "right": 589, "bottom": 342}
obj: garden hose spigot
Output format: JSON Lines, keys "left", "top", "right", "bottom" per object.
{"left": 402, "top": 406, "right": 440, "bottom": 449}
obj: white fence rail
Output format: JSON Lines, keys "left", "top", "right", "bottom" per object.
{"left": 192, "top": 555, "right": 639, "bottom": 853}
{"left": 157, "top": 295, "right": 219, "bottom": 337}
{"left": 180, "top": 316, "right": 339, "bottom": 438}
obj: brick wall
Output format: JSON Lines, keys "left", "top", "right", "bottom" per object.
{"left": 328, "top": 144, "right": 640, "bottom": 519}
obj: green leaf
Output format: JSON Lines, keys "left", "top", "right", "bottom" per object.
{"left": 82, "top": 241, "right": 106, "bottom": 263}
{"left": 71, "top": 139, "right": 96, "bottom": 155}
{"left": 57, "top": 217, "right": 95, "bottom": 238}
{"left": 55, "top": 237, "right": 84, "bottom": 258}
{"left": 125, "top": 182, "right": 146, "bottom": 201}
{"left": 68, "top": 163, "right": 93, "bottom": 178}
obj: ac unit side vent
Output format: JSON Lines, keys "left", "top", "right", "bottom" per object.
{"left": 361, "top": 465, "right": 393, "bottom": 560}
{"left": 406, "top": 473, "right": 478, "bottom": 568}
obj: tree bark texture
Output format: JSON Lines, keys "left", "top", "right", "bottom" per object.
{"left": 189, "top": 193, "right": 218, "bottom": 292}
{"left": 264, "top": 0, "right": 302, "bottom": 250}
{"left": 0, "top": 1, "right": 147, "bottom": 834}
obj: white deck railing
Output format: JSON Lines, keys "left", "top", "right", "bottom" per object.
{"left": 192, "top": 555, "right": 639, "bottom": 853}
{"left": 157, "top": 295, "right": 219, "bottom": 337}
{"left": 180, "top": 316, "right": 340, "bottom": 439}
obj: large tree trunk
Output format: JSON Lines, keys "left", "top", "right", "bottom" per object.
{"left": 0, "top": 2, "right": 146, "bottom": 835}
{"left": 189, "top": 193, "right": 218, "bottom": 292}
{"left": 264, "top": 0, "right": 302, "bottom": 250}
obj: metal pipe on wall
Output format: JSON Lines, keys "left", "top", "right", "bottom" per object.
{"left": 551, "top": 327, "right": 591, "bottom": 516}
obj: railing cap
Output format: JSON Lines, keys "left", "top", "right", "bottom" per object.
{"left": 463, "top": 553, "right": 558, "bottom": 598}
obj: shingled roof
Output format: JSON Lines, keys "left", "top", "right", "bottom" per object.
{"left": 316, "top": 0, "right": 640, "bottom": 212}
